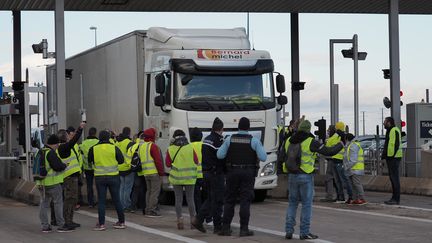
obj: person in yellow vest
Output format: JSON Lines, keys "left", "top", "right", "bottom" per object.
{"left": 37, "top": 134, "right": 74, "bottom": 233}
{"left": 66, "top": 126, "right": 84, "bottom": 211}
{"left": 344, "top": 133, "right": 367, "bottom": 205}
{"left": 165, "top": 129, "right": 199, "bottom": 230}
{"left": 129, "top": 130, "right": 146, "bottom": 214}
{"left": 56, "top": 122, "right": 85, "bottom": 229}
{"left": 190, "top": 127, "right": 204, "bottom": 216}
{"left": 117, "top": 127, "right": 135, "bottom": 212}
{"left": 284, "top": 120, "right": 344, "bottom": 240}
{"left": 382, "top": 117, "right": 403, "bottom": 205}
{"left": 79, "top": 127, "right": 99, "bottom": 208}
{"left": 326, "top": 121, "right": 353, "bottom": 203}
{"left": 139, "top": 128, "right": 164, "bottom": 217}
{"left": 88, "top": 130, "right": 126, "bottom": 231}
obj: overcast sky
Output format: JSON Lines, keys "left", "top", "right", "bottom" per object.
{"left": 0, "top": 11, "right": 431, "bottom": 134}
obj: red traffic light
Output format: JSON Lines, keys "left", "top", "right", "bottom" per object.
{"left": 401, "top": 121, "right": 406, "bottom": 127}
{"left": 400, "top": 91, "right": 403, "bottom": 97}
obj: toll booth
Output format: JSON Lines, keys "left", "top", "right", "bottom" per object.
{"left": 406, "top": 103, "right": 432, "bottom": 177}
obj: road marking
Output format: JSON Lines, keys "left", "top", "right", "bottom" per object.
{"left": 384, "top": 204, "right": 432, "bottom": 212}
{"left": 267, "top": 200, "right": 432, "bottom": 224}
{"left": 164, "top": 208, "right": 335, "bottom": 243}
{"left": 78, "top": 210, "right": 207, "bottom": 243}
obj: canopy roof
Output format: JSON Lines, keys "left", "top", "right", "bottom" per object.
{"left": 1, "top": 0, "right": 431, "bottom": 14}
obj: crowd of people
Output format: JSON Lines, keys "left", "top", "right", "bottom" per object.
{"left": 36, "top": 115, "right": 402, "bottom": 240}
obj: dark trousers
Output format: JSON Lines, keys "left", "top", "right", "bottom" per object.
{"left": 197, "top": 172, "right": 225, "bottom": 228}
{"left": 95, "top": 175, "right": 124, "bottom": 225}
{"left": 222, "top": 168, "right": 255, "bottom": 229}
{"left": 131, "top": 175, "right": 146, "bottom": 211}
{"left": 194, "top": 178, "right": 204, "bottom": 215}
{"left": 85, "top": 170, "right": 95, "bottom": 206}
{"left": 63, "top": 176, "right": 78, "bottom": 225}
{"left": 386, "top": 158, "right": 401, "bottom": 202}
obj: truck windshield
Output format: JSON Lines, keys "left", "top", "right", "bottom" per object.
{"left": 174, "top": 73, "right": 275, "bottom": 111}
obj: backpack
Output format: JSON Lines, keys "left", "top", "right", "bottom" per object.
{"left": 32, "top": 149, "right": 48, "bottom": 180}
{"left": 285, "top": 143, "right": 302, "bottom": 173}
{"left": 130, "top": 145, "right": 142, "bottom": 172}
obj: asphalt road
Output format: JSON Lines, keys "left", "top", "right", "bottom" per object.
{"left": 1, "top": 188, "right": 431, "bottom": 243}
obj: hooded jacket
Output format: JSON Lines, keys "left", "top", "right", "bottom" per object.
{"left": 142, "top": 128, "right": 164, "bottom": 176}
{"left": 289, "top": 131, "right": 343, "bottom": 156}
{"left": 165, "top": 135, "right": 199, "bottom": 168}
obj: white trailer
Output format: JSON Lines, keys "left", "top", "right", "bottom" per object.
{"left": 47, "top": 27, "right": 287, "bottom": 201}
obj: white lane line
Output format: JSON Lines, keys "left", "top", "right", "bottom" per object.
{"left": 378, "top": 204, "right": 432, "bottom": 212}
{"left": 164, "top": 208, "right": 335, "bottom": 243}
{"left": 267, "top": 200, "right": 432, "bottom": 224}
{"left": 78, "top": 210, "right": 207, "bottom": 243}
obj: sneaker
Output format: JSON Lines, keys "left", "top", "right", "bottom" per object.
{"left": 42, "top": 227, "right": 52, "bottom": 233}
{"left": 191, "top": 217, "right": 206, "bottom": 233}
{"left": 285, "top": 233, "right": 293, "bottom": 239}
{"left": 74, "top": 204, "right": 81, "bottom": 211}
{"left": 71, "top": 222, "right": 81, "bottom": 228}
{"left": 345, "top": 198, "right": 354, "bottom": 205}
{"left": 335, "top": 198, "right": 346, "bottom": 204}
{"left": 205, "top": 220, "right": 213, "bottom": 226}
{"left": 145, "top": 211, "right": 162, "bottom": 218}
{"left": 213, "top": 226, "right": 222, "bottom": 235}
{"left": 218, "top": 227, "right": 232, "bottom": 236}
{"left": 113, "top": 222, "right": 126, "bottom": 229}
{"left": 239, "top": 229, "right": 254, "bottom": 237}
{"left": 57, "top": 225, "right": 75, "bottom": 233}
{"left": 352, "top": 199, "right": 367, "bottom": 205}
{"left": 93, "top": 224, "right": 106, "bottom": 231}
{"left": 300, "top": 233, "right": 318, "bottom": 240}
{"left": 384, "top": 199, "right": 399, "bottom": 205}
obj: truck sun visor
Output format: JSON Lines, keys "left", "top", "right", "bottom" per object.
{"left": 170, "top": 59, "right": 274, "bottom": 75}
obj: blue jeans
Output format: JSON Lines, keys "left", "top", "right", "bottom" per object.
{"left": 95, "top": 175, "right": 124, "bottom": 225}
{"left": 119, "top": 172, "right": 135, "bottom": 209}
{"left": 285, "top": 173, "right": 314, "bottom": 236}
{"left": 333, "top": 162, "right": 353, "bottom": 199}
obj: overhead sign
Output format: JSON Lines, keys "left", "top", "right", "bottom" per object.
{"left": 420, "top": 120, "right": 432, "bottom": 138}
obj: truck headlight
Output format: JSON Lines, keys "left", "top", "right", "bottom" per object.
{"left": 260, "top": 162, "right": 276, "bottom": 177}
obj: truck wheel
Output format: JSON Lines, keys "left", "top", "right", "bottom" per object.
{"left": 254, "top": 190, "right": 267, "bottom": 202}
{"left": 159, "top": 190, "right": 175, "bottom": 205}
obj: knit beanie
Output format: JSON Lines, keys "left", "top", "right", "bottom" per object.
{"left": 212, "top": 117, "right": 224, "bottom": 131}
{"left": 298, "top": 120, "right": 311, "bottom": 133}
{"left": 238, "top": 117, "right": 250, "bottom": 130}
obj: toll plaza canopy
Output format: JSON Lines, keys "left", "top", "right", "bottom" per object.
{"left": 1, "top": 0, "right": 432, "bottom": 14}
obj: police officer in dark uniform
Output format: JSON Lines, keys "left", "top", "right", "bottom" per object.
{"left": 217, "top": 117, "right": 267, "bottom": 237}
{"left": 192, "top": 117, "right": 225, "bottom": 234}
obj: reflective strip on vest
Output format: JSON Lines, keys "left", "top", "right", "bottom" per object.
{"left": 168, "top": 144, "right": 197, "bottom": 185}
{"left": 139, "top": 142, "right": 157, "bottom": 176}
{"left": 326, "top": 133, "right": 344, "bottom": 160}
{"left": 349, "top": 141, "right": 365, "bottom": 171}
{"left": 36, "top": 148, "right": 64, "bottom": 186}
{"left": 388, "top": 127, "right": 403, "bottom": 158}
{"left": 191, "top": 141, "right": 203, "bottom": 179}
{"left": 300, "top": 137, "right": 315, "bottom": 174}
{"left": 57, "top": 150, "right": 81, "bottom": 179}
{"left": 93, "top": 144, "right": 119, "bottom": 176}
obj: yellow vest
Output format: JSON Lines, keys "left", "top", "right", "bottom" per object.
{"left": 191, "top": 141, "right": 203, "bottom": 179}
{"left": 57, "top": 147, "right": 81, "bottom": 179}
{"left": 36, "top": 148, "right": 64, "bottom": 186}
{"left": 326, "top": 133, "right": 344, "bottom": 160}
{"left": 300, "top": 137, "right": 316, "bottom": 174}
{"left": 138, "top": 141, "right": 158, "bottom": 176}
{"left": 168, "top": 144, "right": 197, "bottom": 185}
{"left": 388, "top": 127, "right": 403, "bottom": 158}
{"left": 117, "top": 139, "right": 132, "bottom": 172}
{"left": 93, "top": 143, "right": 120, "bottom": 176}
{"left": 349, "top": 141, "right": 365, "bottom": 171}
{"left": 282, "top": 137, "right": 291, "bottom": 173}
{"left": 80, "top": 138, "right": 99, "bottom": 170}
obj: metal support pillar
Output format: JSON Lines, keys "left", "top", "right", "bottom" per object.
{"left": 55, "top": 0, "right": 67, "bottom": 129}
{"left": 353, "top": 34, "right": 359, "bottom": 136}
{"left": 291, "top": 13, "right": 300, "bottom": 120}
{"left": 13, "top": 11, "right": 21, "bottom": 83}
{"left": 389, "top": 0, "right": 401, "bottom": 127}
{"left": 334, "top": 84, "right": 339, "bottom": 122}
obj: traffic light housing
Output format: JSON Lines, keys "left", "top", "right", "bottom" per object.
{"left": 382, "top": 69, "right": 390, "bottom": 79}
{"left": 292, "top": 82, "right": 305, "bottom": 91}
{"left": 383, "top": 91, "right": 403, "bottom": 109}
{"left": 314, "top": 118, "right": 326, "bottom": 142}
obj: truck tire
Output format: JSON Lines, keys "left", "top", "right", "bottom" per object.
{"left": 254, "top": 189, "right": 267, "bottom": 202}
{"left": 159, "top": 190, "right": 175, "bottom": 205}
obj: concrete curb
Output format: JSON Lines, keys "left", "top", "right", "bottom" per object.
{"left": 0, "top": 179, "right": 40, "bottom": 205}
{"left": 269, "top": 174, "right": 432, "bottom": 198}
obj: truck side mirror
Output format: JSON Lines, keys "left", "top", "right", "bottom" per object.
{"left": 277, "top": 95, "right": 287, "bottom": 105}
{"left": 181, "top": 74, "right": 193, "bottom": 85}
{"left": 154, "top": 95, "right": 165, "bottom": 107}
{"left": 155, "top": 73, "right": 166, "bottom": 94}
{"left": 276, "top": 74, "right": 286, "bottom": 93}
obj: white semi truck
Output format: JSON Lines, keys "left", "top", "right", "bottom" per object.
{"left": 47, "top": 27, "right": 287, "bottom": 202}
